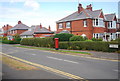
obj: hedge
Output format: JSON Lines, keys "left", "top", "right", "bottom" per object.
{"left": 20, "top": 37, "right": 119, "bottom": 52}
{"left": 59, "top": 41, "right": 118, "bottom": 52}
{"left": 20, "top": 37, "right": 54, "bottom": 48}
{"left": 2, "top": 40, "right": 20, "bottom": 44}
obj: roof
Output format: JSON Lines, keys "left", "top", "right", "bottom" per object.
{"left": 20, "top": 25, "right": 54, "bottom": 36}
{"left": 105, "top": 14, "right": 116, "bottom": 21}
{"left": 10, "top": 23, "right": 29, "bottom": 31}
{"left": 20, "top": 26, "right": 35, "bottom": 36}
{"left": 57, "top": 9, "right": 102, "bottom": 23}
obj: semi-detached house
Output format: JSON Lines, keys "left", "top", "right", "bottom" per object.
{"left": 56, "top": 3, "right": 120, "bottom": 41}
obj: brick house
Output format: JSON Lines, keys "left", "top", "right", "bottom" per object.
{"left": 0, "top": 24, "right": 12, "bottom": 37}
{"left": 7, "top": 21, "right": 29, "bottom": 40}
{"left": 20, "top": 24, "right": 54, "bottom": 38}
{"left": 56, "top": 3, "right": 120, "bottom": 41}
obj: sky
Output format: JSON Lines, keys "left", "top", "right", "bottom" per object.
{"left": 0, "top": 0, "right": 119, "bottom": 31}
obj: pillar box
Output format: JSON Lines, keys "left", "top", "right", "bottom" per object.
{"left": 54, "top": 38, "right": 59, "bottom": 50}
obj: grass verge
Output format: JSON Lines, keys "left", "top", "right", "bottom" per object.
{"left": 13, "top": 45, "right": 91, "bottom": 55}
{"left": 0, "top": 55, "right": 39, "bottom": 70}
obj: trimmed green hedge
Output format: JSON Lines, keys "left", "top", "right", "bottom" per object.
{"left": 20, "top": 37, "right": 54, "bottom": 48}
{"left": 59, "top": 41, "right": 118, "bottom": 52}
{"left": 20, "top": 37, "right": 118, "bottom": 52}
{"left": 2, "top": 40, "right": 20, "bottom": 44}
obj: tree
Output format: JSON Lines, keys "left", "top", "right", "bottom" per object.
{"left": 70, "top": 35, "right": 87, "bottom": 41}
{"left": 54, "top": 33, "right": 73, "bottom": 41}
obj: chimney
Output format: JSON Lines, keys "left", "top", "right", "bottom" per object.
{"left": 7, "top": 24, "right": 9, "bottom": 27}
{"left": 78, "top": 3, "right": 83, "bottom": 13}
{"left": 86, "top": 4, "right": 92, "bottom": 11}
{"left": 40, "top": 23, "right": 42, "bottom": 29}
{"left": 48, "top": 25, "right": 51, "bottom": 31}
{"left": 18, "top": 21, "right": 22, "bottom": 24}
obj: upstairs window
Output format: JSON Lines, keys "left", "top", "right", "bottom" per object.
{"left": 83, "top": 20, "right": 87, "bottom": 27}
{"left": 96, "top": 19, "right": 98, "bottom": 26}
{"left": 58, "top": 23, "right": 63, "bottom": 29}
{"left": 66, "top": 22, "right": 71, "bottom": 28}
{"left": 108, "top": 21, "right": 116, "bottom": 29}
{"left": 93, "top": 18, "right": 104, "bottom": 27}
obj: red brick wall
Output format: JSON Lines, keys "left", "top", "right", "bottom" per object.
{"left": 34, "top": 33, "right": 53, "bottom": 37}
{"left": 16, "top": 30, "right": 28, "bottom": 34}
{"left": 57, "top": 19, "right": 94, "bottom": 39}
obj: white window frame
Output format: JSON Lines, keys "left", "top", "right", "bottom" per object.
{"left": 93, "top": 18, "right": 104, "bottom": 27}
{"left": 66, "top": 22, "right": 71, "bottom": 28}
{"left": 108, "top": 21, "right": 116, "bottom": 29}
{"left": 58, "top": 23, "right": 63, "bottom": 29}
{"left": 83, "top": 20, "right": 87, "bottom": 27}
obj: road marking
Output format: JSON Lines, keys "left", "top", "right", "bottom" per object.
{"left": 113, "top": 69, "right": 118, "bottom": 72}
{"left": 31, "top": 54, "right": 36, "bottom": 55}
{"left": 47, "top": 56, "right": 79, "bottom": 64}
{"left": 47, "top": 56, "right": 62, "bottom": 61}
{"left": 63, "top": 60, "right": 79, "bottom": 64}
{"left": 1, "top": 52, "right": 85, "bottom": 79}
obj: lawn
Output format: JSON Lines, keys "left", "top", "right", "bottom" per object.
{"left": 13, "top": 45, "right": 91, "bottom": 55}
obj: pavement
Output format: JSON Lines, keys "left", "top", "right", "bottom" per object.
{"left": 0, "top": 44, "right": 120, "bottom": 80}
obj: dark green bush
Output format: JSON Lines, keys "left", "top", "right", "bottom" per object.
{"left": 2, "top": 40, "right": 19, "bottom": 44}
{"left": 20, "top": 37, "right": 54, "bottom": 48}
{"left": 70, "top": 35, "right": 87, "bottom": 41}
{"left": 13, "top": 34, "right": 21, "bottom": 44}
{"left": 92, "top": 38, "right": 103, "bottom": 41}
{"left": 54, "top": 33, "right": 73, "bottom": 41}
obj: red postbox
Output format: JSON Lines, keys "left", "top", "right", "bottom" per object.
{"left": 55, "top": 38, "right": 59, "bottom": 50}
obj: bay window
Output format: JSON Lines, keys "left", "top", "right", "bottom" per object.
{"left": 93, "top": 18, "right": 104, "bottom": 27}
{"left": 66, "top": 22, "right": 71, "bottom": 28}
{"left": 58, "top": 23, "right": 63, "bottom": 29}
{"left": 108, "top": 21, "right": 116, "bottom": 29}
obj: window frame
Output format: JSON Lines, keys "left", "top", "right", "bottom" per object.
{"left": 58, "top": 23, "right": 63, "bottom": 29}
{"left": 66, "top": 22, "right": 71, "bottom": 28}
{"left": 83, "top": 20, "right": 87, "bottom": 27}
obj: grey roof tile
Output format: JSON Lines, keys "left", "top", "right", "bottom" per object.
{"left": 57, "top": 9, "right": 102, "bottom": 23}
{"left": 10, "top": 23, "right": 29, "bottom": 31}
{"left": 20, "top": 25, "right": 54, "bottom": 36}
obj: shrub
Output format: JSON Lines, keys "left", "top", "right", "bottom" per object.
{"left": 54, "top": 33, "right": 73, "bottom": 41}
{"left": 13, "top": 34, "right": 21, "bottom": 44}
{"left": 2, "top": 40, "right": 19, "bottom": 44}
{"left": 59, "top": 41, "right": 118, "bottom": 52}
{"left": 70, "top": 35, "right": 87, "bottom": 41}
{"left": 20, "top": 37, "right": 54, "bottom": 48}
{"left": 92, "top": 38, "right": 103, "bottom": 41}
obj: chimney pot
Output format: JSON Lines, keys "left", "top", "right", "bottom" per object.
{"left": 18, "top": 21, "right": 22, "bottom": 24}
{"left": 78, "top": 3, "right": 83, "bottom": 13}
{"left": 40, "top": 23, "right": 42, "bottom": 29}
{"left": 86, "top": 4, "right": 92, "bottom": 11}
{"left": 48, "top": 25, "right": 51, "bottom": 31}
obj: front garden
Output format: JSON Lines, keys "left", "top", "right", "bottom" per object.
{"left": 1, "top": 33, "right": 119, "bottom": 53}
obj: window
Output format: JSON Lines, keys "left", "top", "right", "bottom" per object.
{"left": 58, "top": 23, "right": 63, "bottom": 29}
{"left": 108, "top": 21, "right": 116, "bottom": 29}
{"left": 96, "top": 19, "right": 98, "bottom": 26}
{"left": 93, "top": 18, "right": 104, "bottom": 27}
{"left": 83, "top": 20, "right": 87, "bottom": 27}
{"left": 66, "top": 22, "right": 71, "bottom": 28}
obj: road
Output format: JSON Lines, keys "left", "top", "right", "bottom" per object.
{"left": 1, "top": 44, "right": 119, "bottom": 80}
